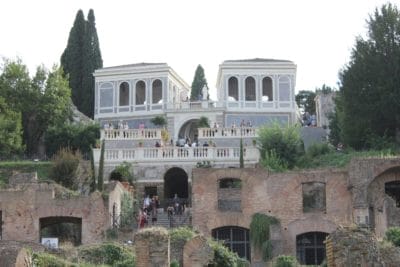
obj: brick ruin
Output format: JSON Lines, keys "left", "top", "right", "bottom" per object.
{"left": 191, "top": 157, "right": 400, "bottom": 264}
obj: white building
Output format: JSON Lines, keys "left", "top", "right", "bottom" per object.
{"left": 93, "top": 59, "right": 299, "bottom": 201}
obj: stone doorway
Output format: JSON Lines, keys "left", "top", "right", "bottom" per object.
{"left": 164, "top": 167, "right": 188, "bottom": 199}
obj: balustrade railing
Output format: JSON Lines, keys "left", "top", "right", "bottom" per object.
{"left": 94, "top": 146, "right": 259, "bottom": 164}
{"left": 101, "top": 129, "right": 161, "bottom": 140}
{"left": 198, "top": 127, "right": 257, "bottom": 139}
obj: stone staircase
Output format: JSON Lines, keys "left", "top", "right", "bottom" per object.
{"left": 153, "top": 211, "right": 191, "bottom": 229}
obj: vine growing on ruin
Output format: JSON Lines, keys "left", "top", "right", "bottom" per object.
{"left": 249, "top": 213, "right": 279, "bottom": 261}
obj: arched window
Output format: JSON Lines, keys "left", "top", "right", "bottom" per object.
{"left": 245, "top": 76, "right": 256, "bottom": 101}
{"left": 279, "top": 76, "right": 290, "bottom": 101}
{"left": 228, "top": 77, "right": 238, "bottom": 101}
{"left": 119, "top": 82, "right": 129, "bottom": 106}
{"left": 212, "top": 226, "right": 250, "bottom": 261}
{"left": 262, "top": 77, "right": 273, "bottom": 101}
{"left": 152, "top": 79, "right": 163, "bottom": 104}
{"left": 296, "top": 232, "right": 328, "bottom": 265}
{"left": 136, "top": 80, "right": 146, "bottom": 105}
{"left": 99, "top": 82, "right": 114, "bottom": 108}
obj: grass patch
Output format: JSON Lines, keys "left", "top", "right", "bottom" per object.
{"left": 0, "top": 161, "right": 52, "bottom": 185}
{"left": 296, "top": 148, "right": 398, "bottom": 169}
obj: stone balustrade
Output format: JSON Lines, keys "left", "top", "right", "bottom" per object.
{"left": 100, "top": 128, "right": 161, "bottom": 140}
{"left": 93, "top": 146, "right": 259, "bottom": 164}
{"left": 197, "top": 127, "right": 257, "bottom": 138}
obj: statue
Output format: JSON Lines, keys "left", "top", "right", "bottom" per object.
{"left": 202, "top": 84, "right": 208, "bottom": 101}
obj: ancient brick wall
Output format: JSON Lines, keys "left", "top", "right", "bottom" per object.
{"left": 192, "top": 167, "right": 352, "bottom": 261}
{"left": 135, "top": 227, "right": 170, "bottom": 267}
{"left": 0, "top": 176, "right": 115, "bottom": 244}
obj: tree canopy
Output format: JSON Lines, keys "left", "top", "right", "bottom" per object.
{"left": 190, "top": 65, "right": 208, "bottom": 101}
{"left": 0, "top": 59, "right": 71, "bottom": 156}
{"left": 0, "top": 96, "right": 23, "bottom": 158}
{"left": 295, "top": 90, "right": 316, "bottom": 114}
{"left": 61, "top": 9, "right": 103, "bottom": 118}
{"left": 337, "top": 3, "right": 400, "bottom": 149}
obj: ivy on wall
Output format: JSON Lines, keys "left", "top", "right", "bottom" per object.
{"left": 249, "top": 213, "right": 279, "bottom": 261}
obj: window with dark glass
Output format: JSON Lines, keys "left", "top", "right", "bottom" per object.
{"left": 296, "top": 232, "right": 328, "bottom": 265}
{"left": 212, "top": 226, "right": 250, "bottom": 261}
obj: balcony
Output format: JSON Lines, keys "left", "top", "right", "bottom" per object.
{"left": 197, "top": 127, "right": 256, "bottom": 139}
{"left": 101, "top": 129, "right": 161, "bottom": 140}
{"left": 93, "top": 146, "right": 259, "bottom": 165}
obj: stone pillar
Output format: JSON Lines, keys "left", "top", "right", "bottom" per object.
{"left": 183, "top": 236, "right": 213, "bottom": 267}
{"left": 135, "top": 227, "right": 170, "bottom": 267}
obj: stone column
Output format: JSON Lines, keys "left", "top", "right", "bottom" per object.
{"left": 135, "top": 227, "right": 170, "bottom": 267}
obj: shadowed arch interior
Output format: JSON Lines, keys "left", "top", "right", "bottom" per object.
{"left": 296, "top": 231, "right": 328, "bottom": 265}
{"left": 39, "top": 216, "right": 82, "bottom": 246}
{"left": 164, "top": 167, "right": 188, "bottom": 199}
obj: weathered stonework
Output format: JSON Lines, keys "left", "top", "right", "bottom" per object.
{"left": 183, "top": 235, "right": 213, "bottom": 267}
{"left": 135, "top": 227, "right": 170, "bottom": 267}
{"left": 0, "top": 174, "right": 129, "bottom": 245}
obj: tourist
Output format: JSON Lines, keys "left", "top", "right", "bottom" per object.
{"left": 151, "top": 196, "right": 158, "bottom": 225}
{"left": 203, "top": 141, "right": 209, "bottom": 147}
{"left": 143, "top": 195, "right": 151, "bottom": 212}
{"left": 155, "top": 141, "right": 161, "bottom": 147}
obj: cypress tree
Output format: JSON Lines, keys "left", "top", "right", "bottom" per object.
{"left": 239, "top": 138, "right": 244, "bottom": 168}
{"left": 81, "top": 9, "right": 103, "bottom": 118}
{"left": 61, "top": 9, "right": 103, "bottom": 118}
{"left": 190, "top": 65, "right": 208, "bottom": 101}
{"left": 97, "top": 139, "right": 105, "bottom": 191}
{"left": 61, "top": 10, "right": 85, "bottom": 110}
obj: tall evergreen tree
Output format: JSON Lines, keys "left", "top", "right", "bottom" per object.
{"left": 61, "top": 9, "right": 102, "bottom": 118}
{"left": 61, "top": 10, "right": 85, "bottom": 111}
{"left": 190, "top": 65, "right": 208, "bottom": 101}
{"left": 82, "top": 9, "right": 103, "bottom": 118}
{"left": 338, "top": 3, "right": 400, "bottom": 149}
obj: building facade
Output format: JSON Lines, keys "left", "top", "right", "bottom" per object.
{"left": 93, "top": 59, "right": 299, "bottom": 201}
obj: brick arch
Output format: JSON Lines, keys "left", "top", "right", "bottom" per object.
{"left": 206, "top": 214, "right": 250, "bottom": 233}
{"left": 286, "top": 217, "right": 337, "bottom": 254}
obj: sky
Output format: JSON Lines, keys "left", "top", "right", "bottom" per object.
{"left": 0, "top": 0, "right": 393, "bottom": 98}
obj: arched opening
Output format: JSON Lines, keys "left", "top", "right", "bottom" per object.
{"left": 39, "top": 216, "right": 82, "bottom": 246}
{"left": 262, "top": 77, "right": 273, "bottom": 101}
{"left": 164, "top": 167, "right": 188, "bottom": 199}
{"left": 245, "top": 76, "right": 256, "bottom": 101}
{"left": 119, "top": 82, "right": 129, "bottom": 106}
{"left": 152, "top": 79, "right": 163, "bottom": 104}
{"left": 296, "top": 231, "right": 328, "bottom": 265}
{"left": 212, "top": 226, "right": 250, "bottom": 261}
{"left": 228, "top": 77, "right": 239, "bottom": 101}
{"left": 178, "top": 119, "right": 199, "bottom": 144}
{"left": 99, "top": 82, "right": 114, "bottom": 108}
{"left": 136, "top": 80, "right": 146, "bottom": 105}
{"left": 278, "top": 76, "right": 290, "bottom": 101}
{"left": 385, "top": 181, "right": 400, "bottom": 207}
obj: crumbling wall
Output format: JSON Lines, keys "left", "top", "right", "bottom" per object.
{"left": 326, "top": 227, "right": 400, "bottom": 267}
{"left": 135, "top": 227, "right": 170, "bottom": 267}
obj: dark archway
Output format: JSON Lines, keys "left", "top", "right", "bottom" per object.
{"left": 178, "top": 119, "right": 199, "bottom": 143}
{"left": 296, "top": 231, "right": 328, "bottom": 265}
{"left": 39, "top": 216, "right": 82, "bottom": 246}
{"left": 212, "top": 226, "right": 250, "bottom": 261}
{"left": 164, "top": 167, "right": 188, "bottom": 199}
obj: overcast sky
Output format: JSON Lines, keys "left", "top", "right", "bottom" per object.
{"left": 0, "top": 0, "right": 393, "bottom": 98}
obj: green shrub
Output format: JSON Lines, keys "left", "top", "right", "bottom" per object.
{"left": 306, "top": 143, "right": 331, "bottom": 158}
{"left": 385, "top": 227, "right": 400, "bottom": 246}
{"left": 150, "top": 116, "right": 167, "bottom": 127}
{"left": 169, "top": 227, "right": 196, "bottom": 244}
{"left": 257, "top": 123, "right": 303, "bottom": 169}
{"left": 120, "top": 192, "right": 135, "bottom": 228}
{"left": 197, "top": 116, "right": 210, "bottom": 128}
{"left": 261, "top": 150, "right": 288, "bottom": 172}
{"left": 45, "top": 123, "right": 100, "bottom": 158}
{"left": 78, "top": 242, "right": 135, "bottom": 265}
{"left": 49, "top": 148, "right": 81, "bottom": 189}
{"left": 110, "top": 161, "right": 135, "bottom": 184}
{"left": 209, "top": 240, "right": 248, "bottom": 267}
{"left": 170, "top": 259, "right": 180, "bottom": 267}
{"left": 32, "top": 252, "right": 77, "bottom": 267}
{"left": 274, "top": 255, "right": 298, "bottom": 267}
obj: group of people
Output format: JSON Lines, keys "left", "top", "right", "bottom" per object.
{"left": 167, "top": 194, "right": 185, "bottom": 217}
{"left": 103, "top": 120, "right": 130, "bottom": 130}
{"left": 303, "top": 112, "right": 317, "bottom": 127}
{"left": 138, "top": 195, "right": 160, "bottom": 229}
